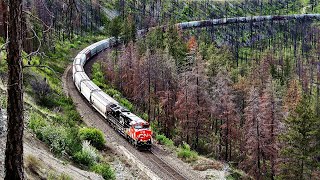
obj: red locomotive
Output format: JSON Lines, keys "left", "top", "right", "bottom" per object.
{"left": 108, "top": 104, "right": 152, "bottom": 149}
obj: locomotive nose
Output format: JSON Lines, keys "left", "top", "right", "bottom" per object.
{"left": 137, "top": 130, "right": 152, "bottom": 141}
{"left": 135, "top": 129, "right": 152, "bottom": 149}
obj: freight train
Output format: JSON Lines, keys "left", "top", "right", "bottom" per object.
{"left": 72, "top": 38, "right": 152, "bottom": 149}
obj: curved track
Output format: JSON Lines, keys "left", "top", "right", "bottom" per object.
{"left": 66, "top": 13, "right": 320, "bottom": 179}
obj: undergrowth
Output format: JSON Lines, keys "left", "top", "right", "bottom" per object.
{"left": 24, "top": 35, "right": 115, "bottom": 179}
{"left": 79, "top": 127, "right": 106, "bottom": 150}
{"left": 155, "top": 134, "right": 174, "bottom": 148}
{"left": 177, "top": 142, "right": 198, "bottom": 162}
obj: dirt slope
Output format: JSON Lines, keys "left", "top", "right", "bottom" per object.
{"left": 0, "top": 112, "right": 102, "bottom": 179}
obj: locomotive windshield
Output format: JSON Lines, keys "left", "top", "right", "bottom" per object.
{"left": 134, "top": 124, "right": 149, "bottom": 129}
{"left": 135, "top": 125, "right": 143, "bottom": 129}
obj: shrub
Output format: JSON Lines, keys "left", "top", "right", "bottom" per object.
{"left": 69, "top": 43, "right": 76, "bottom": 49}
{"left": 156, "top": 134, "right": 174, "bottom": 148}
{"left": 0, "top": 95, "right": 7, "bottom": 108}
{"left": 54, "top": 96, "right": 76, "bottom": 113}
{"left": 28, "top": 112, "right": 47, "bottom": 138}
{"left": 150, "top": 121, "right": 160, "bottom": 134}
{"left": 73, "top": 141, "right": 100, "bottom": 166}
{"left": 91, "top": 163, "right": 115, "bottom": 180}
{"left": 177, "top": 142, "right": 198, "bottom": 162}
{"left": 119, "top": 98, "right": 133, "bottom": 111}
{"left": 66, "top": 127, "right": 82, "bottom": 155}
{"left": 40, "top": 125, "right": 69, "bottom": 155}
{"left": 104, "top": 88, "right": 121, "bottom": 98}
{"left": 66, "top": 109, "right": 81, "bottom": 124}
{"left": 30, "top": 76, "right": 52, "bottom": 105}
{"left": 92, "top": 63, "right": 106, "bottom": 88}
{"left": 226, "top": 168, "right": 248, "bottom": 180}
{"left": 79, "top": 127, "right": 106, "bottom": 149}
{"left": 141, "top": 113, "right": 148, "bottom": 121}
{"left": 55, "top": 96, "right": 74, "bottom": 108}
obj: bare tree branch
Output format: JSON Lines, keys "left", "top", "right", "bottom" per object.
{"left": 40, "top": 0, "right": 55, "bottom": 18}
{"left": 22, "top": 10, "right": 53, "bottom": 33}
{"left": 25, "top": 26, "right": 41, "bottom": 58}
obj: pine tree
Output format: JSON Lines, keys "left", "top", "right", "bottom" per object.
{"left": 164, "top": 24, "right": 188, "bottom": 69}
{"left": 278, "top": 96, "right": 319, "bottom": 179}
{"left": 122, "top": 15, "right": 136, "bottom": 45}
{"left": 5, "top": 0, "right": 25, "bottom": 178}
{"left": 109, "top": 16, "right": 122, "bottom": 41}
{"left": 242, "top": 77, "right": 283, "bottom": 179}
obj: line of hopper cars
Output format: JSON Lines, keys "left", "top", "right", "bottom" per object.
{"left": 72, "top": 37, "right": 152, "bottom": 149}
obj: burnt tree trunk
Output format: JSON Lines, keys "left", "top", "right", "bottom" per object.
{"left": 5, "top": 0, "right": 24, "bottom": 179}
{"left": 1, "top": 0, "right": 7, "bottom": 39}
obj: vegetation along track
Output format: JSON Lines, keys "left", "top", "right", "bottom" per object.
{"left": 65, "top": 13, "right": 320, "bottom": 179}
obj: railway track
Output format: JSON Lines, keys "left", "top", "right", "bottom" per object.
{"left": 145, "top": 149, "right": 189, "bottom": 180}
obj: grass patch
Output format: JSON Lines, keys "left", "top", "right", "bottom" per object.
{"left": 177, "top": 142, "right": 198, "bottom": 162}
{"left": 25, "top": 154, "right": 43, "bottom": 174}
{"left": 91, "top": 163, "right": 116, "bottom": 180}
{"left": 48, "top": 172, "right": 72, "bottom": 180}
{"left": 155, "top": 134, "right": 174, "bottom": 148}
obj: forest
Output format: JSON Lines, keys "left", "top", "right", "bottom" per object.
{"left": 1, "top": 0, "right": 320, "bottom": 179}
